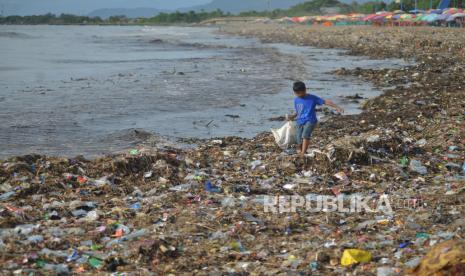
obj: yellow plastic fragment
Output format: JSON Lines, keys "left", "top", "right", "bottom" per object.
{"left": 341, "top": 249, "right": 372, "bottom": 266}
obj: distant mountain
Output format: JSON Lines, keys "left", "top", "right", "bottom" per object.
{"left": 87, "top": 1, "right": 309, "bottom": 18}
{"left": 183, "top": 0, "right": 310, "bottom": 13}
{"left": 87, "top": 0, "right": 374, "bottom": 19}
{"left": 287, "top": 0, "right": 353, "bottom": 15}
{"left": 88, "top": 8, "right": 166, "bottom": 19}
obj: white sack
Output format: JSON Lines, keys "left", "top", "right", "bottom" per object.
{"left": 271, "top": 121, "right": 297, "bottom": 148}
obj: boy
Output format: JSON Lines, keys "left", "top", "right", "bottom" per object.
{"left": 289, "top": 81, "right": 344, "bottom": 156}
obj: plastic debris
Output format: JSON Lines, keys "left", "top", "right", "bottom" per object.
{"left": 66, "top": 250, "right": 79, "bottom": 262}
{"left": 88, "top": 257, "right": 103, "bottom": 269}
{"left": 128, "top": 202, "right": 141, "bottom": 210}
{"left": 341, "top": 249, "right": 372, "bottom": 266}
{"left": 204, "top": 181, "right": 221, "bottom": 193}
{"left": 409, "top": 159, "right": 428, "bottom": 175}
{"left": 0, "top": 191, "right": 16, "bottom": 201}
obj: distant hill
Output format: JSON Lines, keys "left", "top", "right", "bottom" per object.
{"left": 183, "top": 0, "right": 310, "bottom": 13}
{"left": 88, "top": 8, "right": 166, "bottom": 19}
{"left": 287, "top": 0, "right": 353, "bottom": 15}
{"left": 87, "top": 1, "right": 308, "bottom": 18}
{"left": 87, "top": 0, "right": 374, "bottom": 19}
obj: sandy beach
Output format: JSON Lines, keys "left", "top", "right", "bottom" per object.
{"left": 1, "top": 23, "right": 464, "bottom": 274}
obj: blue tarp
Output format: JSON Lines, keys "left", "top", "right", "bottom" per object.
{"left": 438, "top": 0, "right": 451, "bottom": 10}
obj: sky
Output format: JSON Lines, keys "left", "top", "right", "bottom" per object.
{"left": 1, "top": 0, "right": 211, "bottom": 16}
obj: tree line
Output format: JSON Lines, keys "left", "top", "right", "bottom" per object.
{"left": 0, "top": 10, "right": 228, "bottom": 25}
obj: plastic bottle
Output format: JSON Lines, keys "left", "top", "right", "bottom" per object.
{"left": 204, "top": 181, "right": 221, "bottom": 193}
{"left": 409, "top": 159, "right": 427, "bottom": 175}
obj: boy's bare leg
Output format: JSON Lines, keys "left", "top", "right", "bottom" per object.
{"left": 301, "top": 138, "right": 310, "bottom": 156}
{"left": 297, "top": 144, "right": 302, "bottom": 155}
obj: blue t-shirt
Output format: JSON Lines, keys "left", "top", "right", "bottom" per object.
{"left": 294, "top": 94, "right": 325, "bottom": 125}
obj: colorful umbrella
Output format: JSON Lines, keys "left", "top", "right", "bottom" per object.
{"left": 424, "top": 13, "right": 439, "bottom": 22}
{"left": 363, "top": 14, "right": 379, "bottom": 21}
{"left": 443, "top": 8, "right": 462, "bottom": 14}
{"left": 446, "top": 12, "right": 465, "bottom": 21}
{"left": 400, "top": 14, "right": 414, "bottom": 19}
{"left": 372, "top": 14, "right": 388, "bottom": 21}
{"left": 410, "top": 9, "right": 426, "bottom": 14}
{"left": 278, "top": 17, "right": 293, "bottom": 22}
{"left": 429, "top": 9, "right": 443, "bottom": 14}
{"left": 435, "top": 14, "right": 450, "bottom": 21}
{"left": 298, "top": 16, "right": 313, "bottom": 23}
{"left": 413, "top": 14, "right": 427, "bottom": 21}
{"left": 335, "top": 14, "right": 349, "bottom": 19}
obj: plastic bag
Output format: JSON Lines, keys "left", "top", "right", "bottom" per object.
{"left": 341, "top": 249, "right": 372, "bottom": 266}
{"left": 271, "top": 121, "right": 297, "bottom": 148}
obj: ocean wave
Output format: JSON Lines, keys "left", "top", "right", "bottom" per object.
{"left": 54, "top": 58, "right": 163, "bottom": 64}
{"left": 0, "top": 31, "right": 32, "bottom": 39}
{"left": 145, "top": 37, "right": 229, "bottom": 50}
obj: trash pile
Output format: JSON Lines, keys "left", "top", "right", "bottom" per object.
{"left": 1, "top": 127, "right": 463, "bottom": 274}
{"left": 1, "top": 24, "right": 464, "bottom": 274}
{"left": 220, "top": 22, "right": 465, "bottom": 61}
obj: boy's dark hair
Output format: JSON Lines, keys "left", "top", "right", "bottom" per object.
{"left": 293, "top": 81, "right": 306, "bottom": 92}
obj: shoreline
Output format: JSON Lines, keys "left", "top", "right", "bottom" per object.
{"left": 0, "top": 25, "right": 310, "bottom": 159}
{"left": 0, "top": 23, "right": 464, "bottom": 274}
{"left": 0, "top": 24, "right": 397, "bottom": 159}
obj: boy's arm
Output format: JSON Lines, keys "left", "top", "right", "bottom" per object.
{"left": 287, "top": 100, "right": 297, "bottom": 121}
{"left": 324, "top": 100, "right": 344, "bottom": 114}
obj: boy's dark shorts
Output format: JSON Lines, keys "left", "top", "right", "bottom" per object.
{"left": 296, "top": 122, "right": 316, "bottom": 144}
